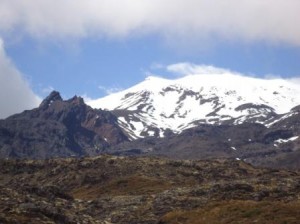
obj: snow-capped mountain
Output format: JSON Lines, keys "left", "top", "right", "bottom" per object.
{"left": 87, "top": 73, "right": 300, "bottom": 139}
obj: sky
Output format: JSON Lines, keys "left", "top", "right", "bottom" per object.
{"left": 0, "top": 0, "right": 300, "bottom": 118}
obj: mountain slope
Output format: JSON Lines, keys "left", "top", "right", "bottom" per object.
{"left": 0, "top": 91, "right": 129, "bottom": 159}
{"left": 0, "top": 88, "right": 299, "bottom": 168}
{"left": 107, "top": 119, "right": 300, "bottom": 170}
{"left": 87, "top": 74, "right": 300, "bottom": 139}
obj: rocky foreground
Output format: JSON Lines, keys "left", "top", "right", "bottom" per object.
{"left": 0, "top": 155, "right": 300, "bottom": 224}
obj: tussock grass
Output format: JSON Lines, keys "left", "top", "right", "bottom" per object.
{"left": 160, "top": 200, "right": 300, "bottom": 224}
{"left": 72, "top": 175, "right": 171, "bottom": 199}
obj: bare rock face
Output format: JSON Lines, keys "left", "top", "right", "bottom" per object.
{"left": 0, "top": 91, "right": 129, "bottom": 159}
{"left": 39, "top": 90, "right": 63, "bottom": 110}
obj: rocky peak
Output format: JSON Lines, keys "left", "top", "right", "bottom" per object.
{"left": 68, "top": 95, "right": 85, "bottom": 105}
{"left": 39, "top": 91, "right": 63, "bottom": 110}
{"left": 0, "top": 90, "right": 129, "bottom": 159}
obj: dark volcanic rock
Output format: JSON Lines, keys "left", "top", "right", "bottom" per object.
{"left": 39, "top": 90, "right": 63, "bottom": 110}
{"left": 0, "top": 91, "right": 129, "bottom": 159}
{"left": 109, "top": 120, "right": 300, "bottom": 170}
{"left": 0, "top": 156, "right": 300, "bottom": 223}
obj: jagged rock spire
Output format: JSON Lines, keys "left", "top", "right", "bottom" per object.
{"left": 39, "top": 91, "right": 63, "bottom": 109}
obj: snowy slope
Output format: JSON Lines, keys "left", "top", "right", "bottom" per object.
{"left": 87, "top": 73, "right": 300, "bottom": 139}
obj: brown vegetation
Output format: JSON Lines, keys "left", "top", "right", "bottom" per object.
{"left": 0, "top": 156, "right": 300, "bottom": 223}
{"left": 160, "top": 200, "right": 300, "bottom": 224}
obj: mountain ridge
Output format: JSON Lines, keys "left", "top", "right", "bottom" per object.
{"left": 87, "top": 74, "right": 300, "bottom": 139}
{"left": 0, "top": 73, "right": 300, "bottom": 169}
{"left": 0, "top": 91, "right": 129, "bottom": 159}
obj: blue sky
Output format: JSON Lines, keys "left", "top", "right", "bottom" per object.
{"left": 6, "top": 36, "right": 300, "bottom": 99}
{"left": 0, "top": 0, "right": 300, "bottom": 118}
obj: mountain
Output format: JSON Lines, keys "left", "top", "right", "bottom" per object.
{"left": 1, "top": 77, "right": 300, "bottom": 223}
{"left": 85, "top": 74, "right": 300, "bottom": 169}
{"left": 1, "top": 74, "right": 300, "bottom": 169}
{"left": 87, "top": 74, "right": 300, "bottom": 140}
{"left": 0, "top": 91, "right": 129, "bottom": 159}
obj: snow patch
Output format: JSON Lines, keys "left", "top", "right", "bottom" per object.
{"left": 147, "top": 130, "right": 155, "bottom": 136}
{"left": 266, "top": 112, "right": 297, "bottom": 128}
{"left": 130, "top": 121, "right": 145, "bottom": 138}
{"left": 86, "top": 73, "right": 300, "bottom": 138}
{"left": 274, "top": 136, "right": 299, "bottom": 144}
{"left": 48, "top": 100, "right": 53, "bottom": 106}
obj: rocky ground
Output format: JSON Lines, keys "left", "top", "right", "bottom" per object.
{"left": 0, "top": 155, "right": 300, "bottom": 223}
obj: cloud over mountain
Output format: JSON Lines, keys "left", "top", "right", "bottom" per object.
{"left": 166, "top": 63, "right": 238, "bottom": 76}
{"left": 0, "top": 38, "right": 41, "bottom": 119}
{"left": 0, "top": 0, "right": 300, "bottom": 45}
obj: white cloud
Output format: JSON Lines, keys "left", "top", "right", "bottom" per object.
{"left": 0, "top": 38, "right": 41, "bottom": 119}
{"left": 150, "top": 63, "right": 165, "bottom": 70}
{"left": 0, "top": 0, "right": 300, "bottom": 46}
{"left": 41, "top": 86, "right": 54, "bottom": 94}
{"left": 167, "top": 63, "right": 238, "bottom": 76}
{"left": 98, "top": 85, "right": 123, "bottom": 95}
{"left": 81, "top": 94, "right": 93, "bottom": 104}
{"left": 166, "top": 63, "right": 300, "bottom": 88}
